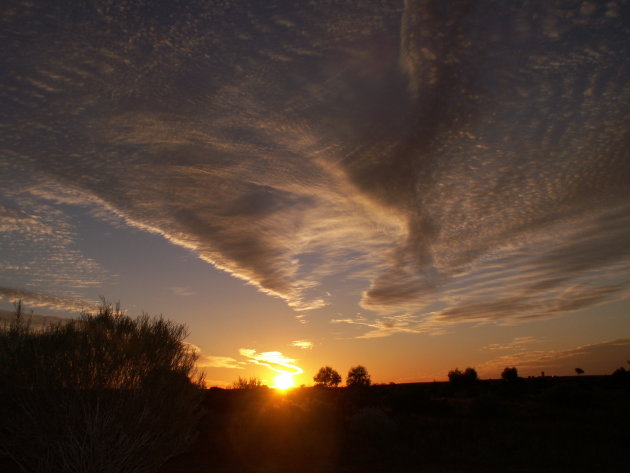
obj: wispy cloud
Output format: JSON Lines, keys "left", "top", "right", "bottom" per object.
{"left": 483, "top": 337, "right": 539, "bottom": 352}
{"left": 291, "top": 340, "right": 313, "bottom": 350}
{"left": 184, "top": 343, "right": 246, "bottom": 369}
{"left": 197, "top": 355, "right": 246, "bottom": 370}
{"left": 1, "top": 2, "right": 628, "bottom": 327}
{"left": 239, "top": 348, "right": 303, "bottom": 375}
{"left": 170, "top": 287, "right": 196, "bottom": 297}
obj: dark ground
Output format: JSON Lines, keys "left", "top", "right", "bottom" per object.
{"left": 161, "top": 375, "right": 630, "bottom": 473}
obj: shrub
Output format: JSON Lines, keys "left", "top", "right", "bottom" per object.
{"left": 0, "top": 301, "right": 204, "bottom": 473}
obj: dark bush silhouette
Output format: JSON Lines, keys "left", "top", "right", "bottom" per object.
{"left": 314, "top": 366, "right": 342, "bottom": 387}
{"left": 346, "top": 365, "right": 371, "bottom": 387}
{"left": 0, "top": 301, "right": 204, "bottom": 473}
{"left": 501, "top": 366, "right": 519, "bottom": 382}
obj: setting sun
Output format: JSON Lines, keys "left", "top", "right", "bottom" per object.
{"left": 273, "top": 372, "right": 295, "bottom": 390}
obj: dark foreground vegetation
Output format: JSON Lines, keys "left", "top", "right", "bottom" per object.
{"left": 160, "top": 375, "right": 630, "bottom": 473}
{"left": 1, "top": 303, "right": 628, "bottom": 472}
{"left": 0, "top": 302, "right": 204, "bottom": 473}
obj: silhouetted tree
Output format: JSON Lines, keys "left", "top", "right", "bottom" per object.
{"left": 314, "top": 366, "right": 342, "bottom": 387}
{"left": 501, "top": 366, "right": 519, "bottom": 382}
{"left": 448, "top": 368, "right": 463, "bottom": 382}
{"left": 346, "top": 365, "right": 371, "bottom": 387}
{"left": 448, "top": 367, "right": 478, "bottom": 386}
{"left": 464, "top": 367, "right": 478, "bottom": 380}
{"left": 575, "top": 367, "right": 585, "bottom": 375}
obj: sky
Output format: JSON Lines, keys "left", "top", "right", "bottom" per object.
{"left": 1, "top": 0, "right": 629, "bottom": 387}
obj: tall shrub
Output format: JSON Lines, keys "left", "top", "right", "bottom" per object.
{"left": 0, "top": 302, "right": 204, "bottom": 473}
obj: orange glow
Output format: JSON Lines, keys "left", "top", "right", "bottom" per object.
{"left": 272, "top": 372, "right": 295, "bottom": 390}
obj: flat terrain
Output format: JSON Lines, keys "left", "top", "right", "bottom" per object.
{"left": 161, "top": 375, "right": 630, "bottom": 473}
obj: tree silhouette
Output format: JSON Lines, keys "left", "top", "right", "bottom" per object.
{"left": 501, "top": 366, "right": 519, "bottom": 382}
{"left": 448, "top": 367, "right": 478, "bottom": 386}
{"left": 575, "top": 367, "right": 584, "bottom": 375}
{"left": 346, "top": 365, "right": 371, "bottom": 387}
{"left": 313, "top": 366, "right": 342, "bottom": 387}
{"left": 464, "top": 367, "right": 478, "bottom": 380}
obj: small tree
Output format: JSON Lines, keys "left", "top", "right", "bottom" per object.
{"left": 575, "top": 367, "right": 585, "bottom": 375}
{"left": 464, "top": 367, "right": 478, "bottom": 381}
{"left": 501, "top": 366, "right": 519, "bottom": 382}
{"left": 314, "top": 366, "right": 342, "bottom": 387}
{"left": 346, "top": 365, "right": 371, "bottom": 387}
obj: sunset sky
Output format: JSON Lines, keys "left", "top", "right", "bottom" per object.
{"left": 1, "top": 0, "right": 629, "bottom": 387}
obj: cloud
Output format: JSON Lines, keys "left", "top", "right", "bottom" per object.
{"left": 291, "top": 340, "right": 313, "bottom": 350}
{"left": 483, "top": 337, "right": 539, "bottom": 352}
{"left": 184, "top": 343, "right": 246, "bottom": 369}
{"left": 1, "top": 1, "right": 628, "bottom": 325}
{"left": 239, "top": 348, "right": 303, "bottom": 375}
{"left": 0, "top": 287, "right": 95, "bottom": 313}
{"left": 197, "top": 355, "right": 246, "bottom": 370}
{"left": 0, "top": 189, "right": 109, "bottom": 310}
{"left": 170, "top": 287, "right": 196, "bottom": 297}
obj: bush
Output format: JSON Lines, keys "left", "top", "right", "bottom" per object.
{"left": 0, "top": 301, "right": 204, "bottom": 473}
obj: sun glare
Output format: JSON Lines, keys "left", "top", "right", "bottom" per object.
{"left": 273, "top": 372, "right": 295, "bottom": 390}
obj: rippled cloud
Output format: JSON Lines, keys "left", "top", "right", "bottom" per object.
{"left": 0, "top": 287, "right": 95, "bottom": 313}
{"left": 1, "top": 1, "right": 628, "bottom": 331}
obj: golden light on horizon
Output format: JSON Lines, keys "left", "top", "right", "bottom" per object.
{"left": 272, "top": 372, "right": 296, "bottom": 391}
